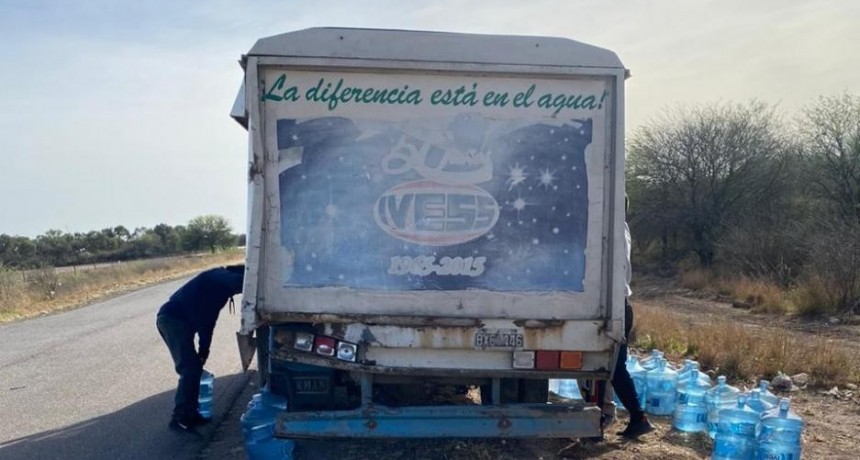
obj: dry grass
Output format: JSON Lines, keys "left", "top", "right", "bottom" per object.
{"left": 0, "top": 249, "right": 243, "bottom": 323}
{"left": 791, "top": 275, "right": 841, "bottom": 316}
{"left": 678, "top": 268, "right": 713, "bottom": 291}
{"left": 679, "top": 269, "right": 793, "bottom": 314}
{"left": 720, "top": 276, "right": 788, "bottom": 314}
{"left": 633, "top": 304, "right": 860, "bottom": 387}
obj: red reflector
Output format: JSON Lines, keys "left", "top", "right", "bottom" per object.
{"left": 314, "top": 336, "right": 336, "bottom": 356}
{"left": 560, "top": 351, "right": 583, "bottom": 369}
{"left": 535, "top": 351, "right": 560, "bottom": 370}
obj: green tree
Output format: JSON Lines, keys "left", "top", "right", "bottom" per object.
{"left": 153, "top": 223, "right": 182, "bottom": 254}
{"left": 184, "top": 215, "right": 235, "bottom": 253}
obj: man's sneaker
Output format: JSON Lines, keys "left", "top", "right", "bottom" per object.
{"left": 617, "top": 415, "right": 655, "bottom": 439}
{"left": 169, "top": 418, "right": 201, "bottom": 436}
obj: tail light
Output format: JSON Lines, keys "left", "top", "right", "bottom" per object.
{"left": 560, "top": 351, "right": 583, "bottom": 370}
{"left": 292, "top": 331, "right": 359, "bottom": 362}
{"left": 293, "top": 332, "right": 315, "bottom": 351}
{"left": 512, "top": 350, "right": 584, "bottom": 371}
{"left": 314, "top": 336, "right": 336, "bottom": 356}
{"left": 336, "top": 342, "right": 358, "bottom": 362}
{"left": 535, "top": 351, "right": 561, "bottom": 370}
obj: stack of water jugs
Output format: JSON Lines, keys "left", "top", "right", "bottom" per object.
{"left": 646, "top": 350, "right": 804, "bottom": 460}
{"left": 549, "top": 349, "right": 805, "bottom": 459}
{"left": 240, "top": 386, "right": 295, "bottom": 460}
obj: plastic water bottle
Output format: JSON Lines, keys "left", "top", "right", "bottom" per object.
{"left": 706, "top": 375, "right": 741, "bottom": 439}
{"left": 549, "top": 379, "right": 583, "bottom": 400}
{"left": 198, "top": 369, "right": 214, "bottom": 419}
{"left": 679, "top": 361, "right": 713, "bottom": 386}
{"left": 746, "top": 389, "right": 775, "bottom": 415}
{"left": 673, "top": 369, "right": 711, "bottom": 433}
{"left": 241, "top": 387, "right": 294, "bottom": 460}
{"left": 757, "top": 380, "right": 779, "bottom": 407}
{"left": 645, "top": 358, "right": 678, "bottom": 416}
{"left": 756, "top": 398, "right": 804, "bottom": 460}
{"left": 712, "top": 395, "right": 759, "bottom": 460}
{"left": 640, "top": 350, "right": 664, "bottom": 371}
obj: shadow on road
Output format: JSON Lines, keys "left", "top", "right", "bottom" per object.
{"left": 0, "top": 372, "right": 250, "bottom": 460}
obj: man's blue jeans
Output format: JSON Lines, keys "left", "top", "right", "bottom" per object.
{"left": 156, "top": 313, "right": 202, "bottom": 421}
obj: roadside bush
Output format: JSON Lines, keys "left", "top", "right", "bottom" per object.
{"left": 0, "top": 265, "right": 25, "bottom": 305}
{"left": 804, "top": 220, "right": 860, "bottom": 315}
{"left": 29, "top": 267, "right": 60, "bottom": 300}
{"left": 792, "top": 275, "right": 840, "bottom": 316}
{"left": 717, "top": 223, "right": 806, "bottom": 288}
{"left": 719, "top": 276, "right": 789, "bottom": 314}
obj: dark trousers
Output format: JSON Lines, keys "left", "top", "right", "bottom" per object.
{"left": 597, "top": 300, "right": 645, "bottom": 423}
{"left": 156, "top": 314, "right": 202, "bottom": 420}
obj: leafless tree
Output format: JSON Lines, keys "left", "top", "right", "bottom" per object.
{"left": 797, "top": 93, "right": 860, "bottom": 223}
{"left": 627, "top": 101, "right": 788, "bottom": 267}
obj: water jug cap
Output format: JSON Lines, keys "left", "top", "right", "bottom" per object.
{"left": 750, "top": 389, "right": 761, "bottom": 400}
{"left": 737, "top": 394, "right": 747, "bottom": 407}
{"left": 759, "top": 379, "right": 769, "bottom": 390}
{"left": 717, "top": 375, "right": 727, "bottom": 384}
{"left": 690, "top": 369, "right": 699, "bottom": 380}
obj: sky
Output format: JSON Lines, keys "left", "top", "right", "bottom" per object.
{"left": 1, "top": 0, "right": 858, "bottom": 237}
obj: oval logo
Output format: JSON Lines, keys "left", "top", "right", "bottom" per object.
{"left": 373, "top": 180, "right": 500, "bottom": 246}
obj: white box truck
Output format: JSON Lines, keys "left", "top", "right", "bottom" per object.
{"left": 231, "top": 27, "right": 628, "bottom": 438}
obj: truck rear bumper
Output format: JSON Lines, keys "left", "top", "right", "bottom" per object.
{"left": 275, "top": 402, "right": 601, "bottom": 439}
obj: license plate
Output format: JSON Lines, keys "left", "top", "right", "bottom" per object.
{"left": 474, "top": 328, "right": 524, "bottom": 349}
{"left": 293, "top": 376, "right": 330, "bottom": 394}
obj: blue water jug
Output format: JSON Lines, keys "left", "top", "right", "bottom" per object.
{"left": 673, "top": 369, "right": 711, "bottom": 433}
{"left": 679, "top": 361, "right": 713, "bottom": 386}
{"left": 756, "top": 398, "right": 804, "bottom": 460}
{"left": 549, "top": 379, "right": 583, "bottom": 400}
{"left": 241, "top": 387, "right": 294, "bottom": 460}
{"left": 757, "top": 380, "right": 779, "bottom": 407}
{"left": 706, "top": 375, "right": 741, "bottom": 439}
{"left": 645, "top": 358, "right": 678, "bottom": 416}
{"left": 640, "top": 350, "right": 664, "bottom": 371}
{"left": 746, "top": 389, "right": 775, "bottom": 415}
{"left": 712, "top": 395, "right": 759, "bottom": 460}
{"left": 199, "top": 369, "right": 214, "bottom": 419}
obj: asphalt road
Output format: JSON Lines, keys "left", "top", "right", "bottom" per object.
{"left": 0, "top": 278, "right": 252, "bottom": 460}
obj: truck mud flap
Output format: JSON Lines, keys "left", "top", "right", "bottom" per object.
{"left": 275, "top": 403, "right": 600, "bottom": 439}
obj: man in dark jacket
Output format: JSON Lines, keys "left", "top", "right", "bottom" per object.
{"left": 156, "top": 264, "right": 244, "bottom": 433}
